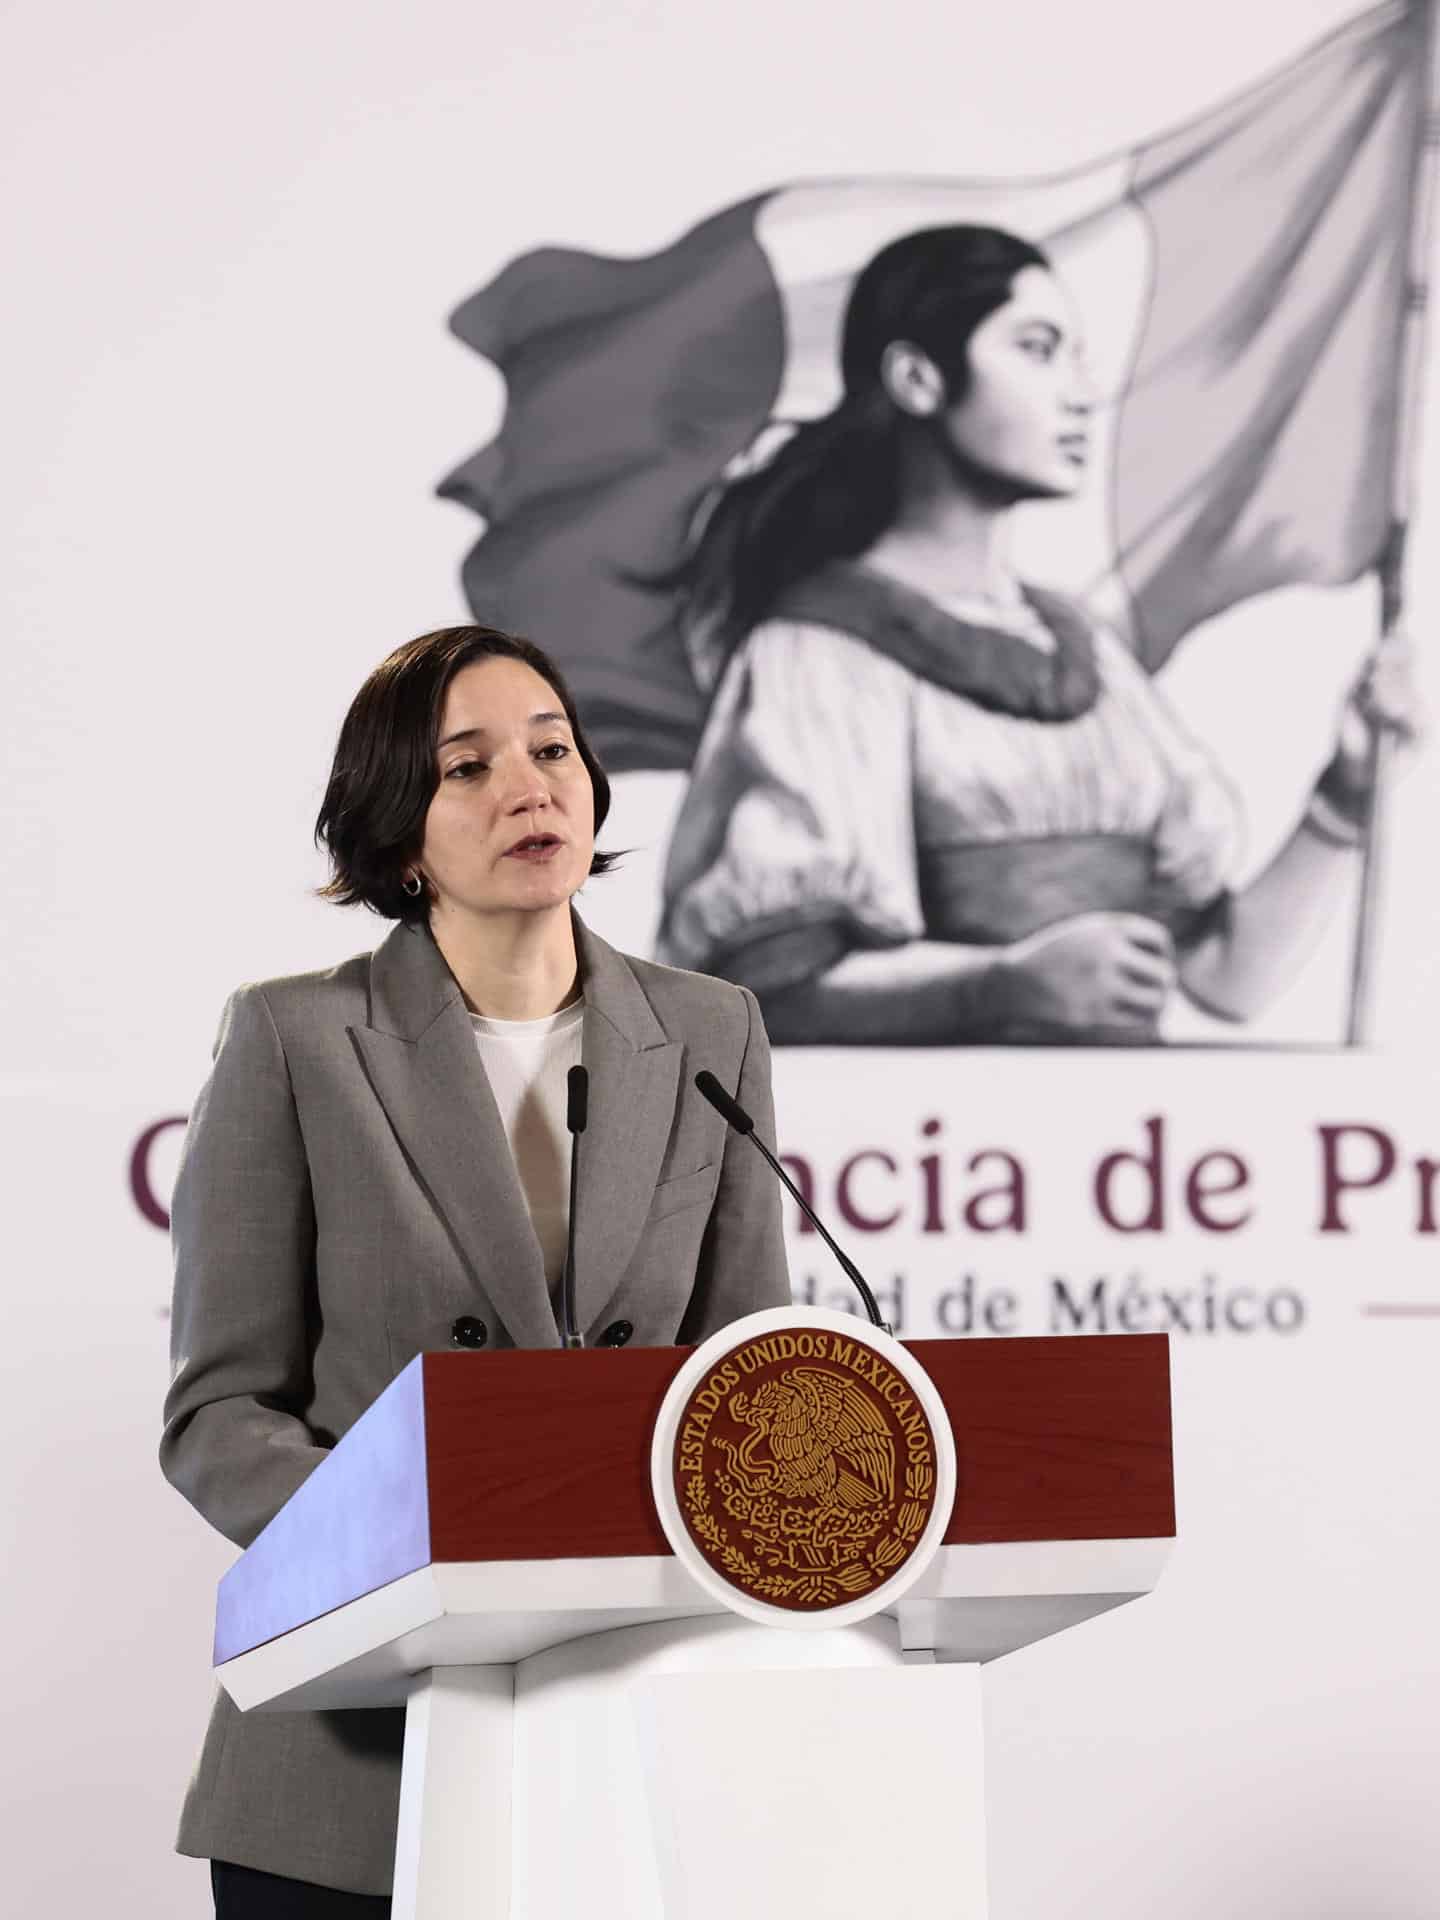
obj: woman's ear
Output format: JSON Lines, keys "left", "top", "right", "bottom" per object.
{"left": 880, "top": 340, "right": 947, "bottom": 418}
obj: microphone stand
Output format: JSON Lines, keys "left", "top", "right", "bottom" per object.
{"left": 561, "top": 1064, "right": 588, "bottom": 1350}
{"left": 693, "top": 1070, "right": 891, "bottom": 1334}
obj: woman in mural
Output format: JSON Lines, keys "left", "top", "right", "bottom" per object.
{"left": 655, "top": 226, "right": 1415, "bottom": 1044}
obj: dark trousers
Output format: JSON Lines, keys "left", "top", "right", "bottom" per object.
{"left": 212, "top": 1861, "right": 391, "bottom": 1917}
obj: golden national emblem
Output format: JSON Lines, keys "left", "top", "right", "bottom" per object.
{"left": 670, "top": 1321, "right": 943, "bottom": 1613}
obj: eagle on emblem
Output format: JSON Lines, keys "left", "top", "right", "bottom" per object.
{"left": 720, "top": 1365, "right": 897, "bottom": 1537}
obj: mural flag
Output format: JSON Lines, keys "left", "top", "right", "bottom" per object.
{"left": 442, "top": 0, "right": 1430, "bottom": 770}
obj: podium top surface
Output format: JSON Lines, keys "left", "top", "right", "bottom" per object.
{"left": 216, "top": 1332, "right": 1172, "bottom": 1664}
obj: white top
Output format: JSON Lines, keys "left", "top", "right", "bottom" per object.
{"left": 658, "top": 613, "right": 1242, "bottom": 976}
{"left": 469, "top": 999, "right": 584, "bottom": 1290}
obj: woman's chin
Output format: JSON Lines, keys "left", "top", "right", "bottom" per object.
{"left": 1045, "top": 460, "right": 1088, "bottom": 498}
{"left": 502, "top": 864, "right": 586, "bottom": 911}
{"left": 434, "top": 850, "right": 591, "bottom": 920}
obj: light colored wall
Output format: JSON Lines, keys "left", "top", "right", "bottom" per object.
{"left": 3, "top": 1, "right": 1436, "bottom": 1912}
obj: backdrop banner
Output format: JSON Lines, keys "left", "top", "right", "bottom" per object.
{"left": 4, "top": 2, "right": 1439, "bottom": 1916}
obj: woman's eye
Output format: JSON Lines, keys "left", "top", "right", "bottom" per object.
{"left": 1018, "top": 335, "right": 1057, "bottom": 362}
{"left": 446, "top": 760, "right": 484, "bottom": 780}
{"left": 536, "top": 742, "right": 572, "bottom": 761}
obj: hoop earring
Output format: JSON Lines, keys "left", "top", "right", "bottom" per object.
{"left": 402, "top": 872, "right": 423, "bottom": 898}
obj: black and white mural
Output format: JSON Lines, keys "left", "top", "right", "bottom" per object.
{"left": 444, "top": 0, "right": 1428, "bottom": 1045}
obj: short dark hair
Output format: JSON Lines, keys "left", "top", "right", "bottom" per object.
{"left": 315, "top": 624, "right": 617, "bottom": 923}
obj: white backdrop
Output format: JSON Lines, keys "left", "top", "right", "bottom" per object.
{"left": 4, "top": 0, "right": 1439, "bottom": 1913}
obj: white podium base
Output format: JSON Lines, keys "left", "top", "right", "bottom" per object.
{"left": 393, "top": 1614, "right": 986, "bottom": 1920}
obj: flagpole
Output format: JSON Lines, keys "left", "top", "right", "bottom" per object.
{"left": 1345, "top": 0, "right": 1440, "bottom": 1046}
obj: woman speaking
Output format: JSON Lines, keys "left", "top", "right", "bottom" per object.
{"left": 161, "top": 625, "right": 790, "bottom": 1915}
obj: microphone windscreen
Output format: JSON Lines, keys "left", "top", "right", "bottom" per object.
{"left": 694, "top": 1068, "right": 754, "bottom": 1136}
{"left": 566, "top": 1063, "right": 589, "bottom": 1134}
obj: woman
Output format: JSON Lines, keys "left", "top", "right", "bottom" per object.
{"left": 161, "top": 625, "right": 790, "bottom": 1914}
{"left": 655, "top": 225, "right": 1416, "bottom": 1044}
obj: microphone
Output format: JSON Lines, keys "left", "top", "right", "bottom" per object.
{"left": 693, "top": 1069, "right": 890, "bottom": 1332}
{"left": 560, "top": 1064, "right": 588, "bottom": 1350}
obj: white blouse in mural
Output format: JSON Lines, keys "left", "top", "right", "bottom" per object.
{"left": 657, "top": 592, "right": 1243, "bottom": 994}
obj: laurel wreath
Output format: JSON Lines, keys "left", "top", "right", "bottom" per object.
{"left": 682, "top": 1456, "right": 934, "bottom": 1607}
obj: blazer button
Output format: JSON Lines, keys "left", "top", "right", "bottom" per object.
{"left": 451, "top": 1315, "right": 489, "bottom": 1349}
{"left": 599, "top": 1320, "right": 634, "bottom": 1348}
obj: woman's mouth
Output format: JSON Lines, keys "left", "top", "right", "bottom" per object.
{"left": 505, "top": 833, "right": 563, "bottom": 862}
{"left": 1057, "top": 433, "right": 1090, "bottom": 468}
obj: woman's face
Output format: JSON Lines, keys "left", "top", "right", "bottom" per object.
{"left": 415, "top": 656, "right": 596, "bottom": 924}
{"left": 937, "top": 265, "right": 1095, "bottom": 501}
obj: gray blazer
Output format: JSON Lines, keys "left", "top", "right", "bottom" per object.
{"left": 161, "top": 914, "right": 789, "bottom": 1895}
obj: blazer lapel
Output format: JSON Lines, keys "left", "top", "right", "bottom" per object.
{"left": 573, "top": 918, "right": 681, "bottom": 1337}
{"left": 348, "top": 923, "right": 558, "bottom": 1351}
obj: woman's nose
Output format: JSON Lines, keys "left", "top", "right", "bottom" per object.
{"left": 496, "top": 756, "right": 548, "bottom": 813}
{"left": 507, "top": 781, "right": 548, "bottom": 816}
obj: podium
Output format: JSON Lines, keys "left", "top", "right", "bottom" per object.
{"left": 214, "top": 1332, "right": 1173, "bottom": 1918}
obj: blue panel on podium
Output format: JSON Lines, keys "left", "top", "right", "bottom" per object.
{"left": 214, "top": 1355, "right": 431, "bottom": 1663}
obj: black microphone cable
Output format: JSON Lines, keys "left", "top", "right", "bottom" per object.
{"left": 693, "top": 1069, "right": 890, "bottom": 1333}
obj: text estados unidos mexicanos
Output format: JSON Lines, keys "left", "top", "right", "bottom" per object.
{"left": 677, "top": 1329, "right": 933, "bottom": 1476}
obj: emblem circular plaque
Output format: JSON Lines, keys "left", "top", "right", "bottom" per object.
{"left": 651, "top": 1307, "right": 957, "bottom": 1628}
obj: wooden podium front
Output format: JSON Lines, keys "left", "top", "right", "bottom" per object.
{"left": 215, "top": 1334, "right": 1173, "bottom": 1918}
